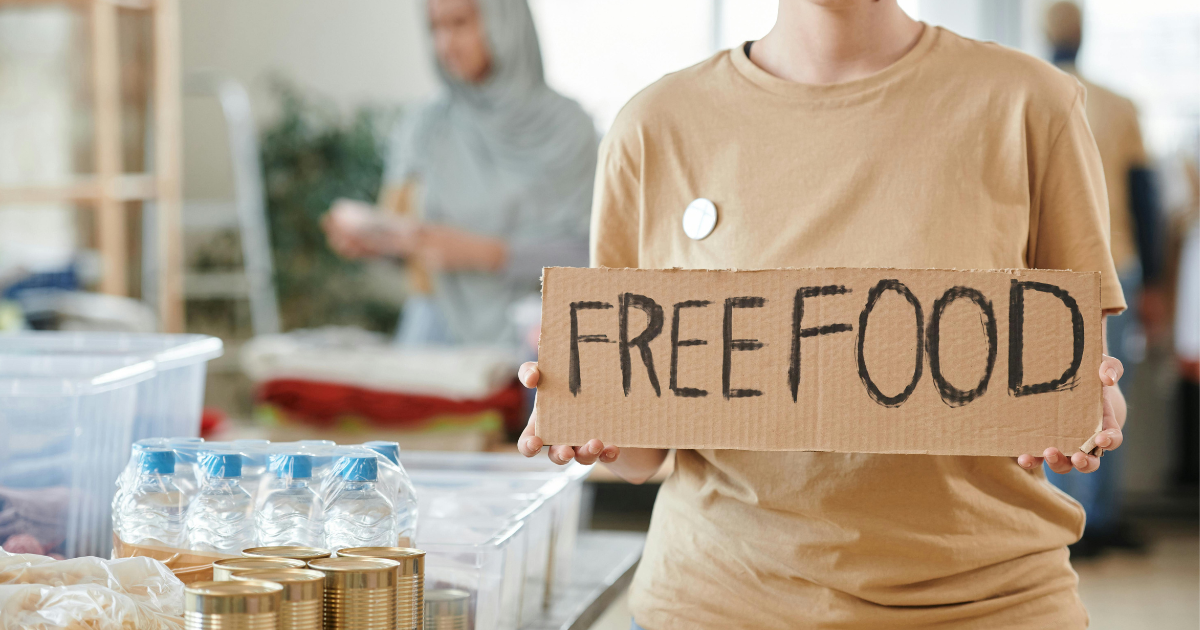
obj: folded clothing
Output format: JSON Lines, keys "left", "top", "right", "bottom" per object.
{"left": 256, "top": 377, "right": 525, "bottom": 430}
{"left": 241, "top": 328, "right": 520, "bottom": 400}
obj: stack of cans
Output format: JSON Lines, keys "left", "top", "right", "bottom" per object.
{"left": 337, "top": 547, "right": 426, "bottom": 630}
{"left": 423, "top": 589, "right": 469, "bottom": 630}
{"left": 184, "top": 580, "right": 283, "bottom": 630}
{"left": 233, "top": 569, "right": 324, "bottom": 630}
{"left": 308, "top": 557, "right": 398, "bottom": 630}
{"left": 242, "top": 546, "right": 332, "bottom": 562}
{"left": 213, "top": 557, "right": 306, "bottom": 581}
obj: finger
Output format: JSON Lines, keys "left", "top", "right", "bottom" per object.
{"left": 518, "top": 362, "right": 540, "bottom": 388}
{"left": 599, "top": 445, "right": 620, "bottom": 464}
{"left": 1099, "top": 355, "right": 1124, "bottom": 387}
{"left": 1093, "top": 428, "right": 1123, "bottom": 451}
{"left": 1017, "top": 454, "right": 1043, "bottom": 470}
{"left": 548, "top": 444, "right": 576, "bottom": 465}
{"left": 1071, "top": 451, "right": 1101, "bottom": 473}
{"left": 574, "top": 439, "right": 604, "bottom": 465}
{"left": 517, "top": 409, "right": 542, "bottom": 457}
{"left": 1043, "top": 447, "right": 1074, "bottom": 474}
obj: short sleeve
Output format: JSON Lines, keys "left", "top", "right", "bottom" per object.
{"left": 1031, "top": 89, "right": 1127, "bottom": 313}
{"left": 588, "top": 122, "right": 642, "bottom": 268}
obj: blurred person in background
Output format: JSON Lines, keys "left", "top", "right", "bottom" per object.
{"left": 322, "top": 0, "right": 597, "bottom": 347}
{"left": 1173, "top": 153, "right": 1199, "bottom": 488}
{"left": 1043, "top": 0, "right": 1163, "bottom": 557}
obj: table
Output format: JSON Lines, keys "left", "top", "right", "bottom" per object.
{"left": 524, "top": 531, "right": 646, "bottom": 630}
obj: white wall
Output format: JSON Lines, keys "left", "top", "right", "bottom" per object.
{"left": 180, "top": 0, "right": 439, "bottom": 199}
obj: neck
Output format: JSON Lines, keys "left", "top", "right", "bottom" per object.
{"left": 751, "top": 0, "right": 924, "bottom": 85}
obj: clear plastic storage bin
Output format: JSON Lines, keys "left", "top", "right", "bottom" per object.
{"left": 0, "top": 354, "right": 155, "bottom": 558}
{"left": 400, "top": 451, "right": 591, "bottom": 597}
{"left": 0, "top": 332, "right": 223, "bottom": 441}
{"left": 417, "top": 518, "right": 527, "bottom": 630}
{"left": 411, "top": 472, "right": 561, "bottom": 622}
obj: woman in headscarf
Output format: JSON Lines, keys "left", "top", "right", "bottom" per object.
{"left": 323, "top": 0, "right": 597, "bottom": 347}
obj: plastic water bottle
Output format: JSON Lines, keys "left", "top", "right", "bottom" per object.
{"left": 186, "top": 452, "right": 255, "bottom": 553}
{"left": 256, "top": 454, "right": 324, "bottom": 547}
{"left": 167, "top": 437, "right": 207, "bottom": 500}
{"left": 362, "top": 440, "right": 418, "bottom": 543}
{"left": 117, "top": 448, "right": 187, "bottom": 547}
{"left": 324, "top": 455, "right": 395, "bottom": 549}
{"left": 113, "top": 438, "right": 173, "bottom": 534}
{"left": 363, "top": 440, "right": 400, "bottom": 465}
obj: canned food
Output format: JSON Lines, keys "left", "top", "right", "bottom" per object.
{"left": 242, "top": 546, "right": 332, "bottom": 561}
{"left": 213, "top": 557, "right": 306, "bottom": 581}
{"left": 184, "top": 579, "right": 282, "bottom": 630}
{"left": 308, "top": 556, "right": 399, "bottom": 630}
{"left": 232, "top": 569, "right": 324, "bottom": 630}
{"left": 337, "top": 547, "right": 426, "bottom": 630}
{"left": 423, "top": 589, "right": 469, "bottom": 630}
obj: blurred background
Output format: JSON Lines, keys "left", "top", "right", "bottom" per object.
{"left": 0, "top": 0, "right": 1195, "bottom": 627}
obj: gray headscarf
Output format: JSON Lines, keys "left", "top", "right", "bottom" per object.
{"left": 387, "top": 0, "right": 598, "bottom": 347}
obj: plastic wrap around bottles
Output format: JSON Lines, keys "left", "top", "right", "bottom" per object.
{"left": 112, "top": 439, "right": 419, "bottom": 573}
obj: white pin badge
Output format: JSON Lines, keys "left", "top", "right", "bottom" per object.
{"left": 682, "top": 198, "right": 718, "bottom": 240}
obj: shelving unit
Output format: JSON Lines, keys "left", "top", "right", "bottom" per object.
{"left": 0, "top": 0, "right": 183, "bottom": 332}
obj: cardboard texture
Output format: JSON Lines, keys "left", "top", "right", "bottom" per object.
{"left": 112, "top": 535, "right": 233, "bottom": 584}
{"left": 536, "top": 267, "right": 1104, "bottom": 456}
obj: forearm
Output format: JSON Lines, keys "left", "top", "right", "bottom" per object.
{"left": 604, "top": 447, "right": 669, "bottom": 485}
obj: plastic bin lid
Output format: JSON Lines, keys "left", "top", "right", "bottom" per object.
{"left": 0, "top": 354, "right": 155, "bottom": 396}
{"left": 416, "top": 518, "right": 525, "bottom": 551}
{"left": 0, "top": 331, "right": 223, "bottom": 371}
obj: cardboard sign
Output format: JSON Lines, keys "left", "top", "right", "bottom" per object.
{"left": 535, "top": 267, "right": 1104, "bottom": 456}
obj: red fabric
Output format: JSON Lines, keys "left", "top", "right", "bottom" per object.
{"left": 257, "top": 378, "right": 525, "bottom": 428}
{"left": 200, "top": 407, "right": 227, "bottom": 439}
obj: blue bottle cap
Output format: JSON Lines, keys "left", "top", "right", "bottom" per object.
{"left": 270, "top": 453, "right": 313, "bottom": 479}
{"left": 140, "top": 448, "right": 176, "bottom": 474}
{"left": 363, "top": 441, "right": 400, "bottom": 465}
{"left": 167, "top": 437, "right": 205, "bottom": 444}
{"left": 338, "top": 456, "right": 378, "bottom": 482}
{"left": 299, "top": 440, "right": 336, "bottom": 447}
{"left": 201, "top": 451, "right": 243, "bottom": 478}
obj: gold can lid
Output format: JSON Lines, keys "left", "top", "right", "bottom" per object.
{"left": 185, "top": 580, "right": 283, "bottom": 615}
{"left": 242, "top": 546, "right": 332, "bottom": 561}
{"left": 232, "top": 569, "right": 324, "bottom": 602}
{"left": 307, "top": 557, "right": 399, "bottom": 590}
{"left": 424, "top": 588, "right": 470, "bottom": 617}
{"left": 214, "top": 557, "right": 307, "bottom": 574}
{"left": 336, "top": 547, "right": 425, "bottom": 574}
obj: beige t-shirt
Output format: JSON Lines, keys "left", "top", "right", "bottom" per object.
{"left": 590, "top": 26, "right": 1125, "bottom": 630}
{"left": 1069, "top": 68, "right": 1149, "bottom": 271}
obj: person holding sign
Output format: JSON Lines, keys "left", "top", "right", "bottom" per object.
{"left": 519, "top": 1, "right": 1128, "bottom": 628}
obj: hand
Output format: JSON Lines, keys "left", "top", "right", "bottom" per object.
{"left": 1017, "top": 354, "right": 1125, "bottom": 474}
{"left": 322, "top": 199, "right": 386, "bottom": 259}
{"left": 516, "top": 362, "right": 621, "bottom": 466}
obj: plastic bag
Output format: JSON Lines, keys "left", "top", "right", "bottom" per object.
{"left": 0, "top": 583, "right": 183, "bottom": 629}
{"left": 0, "top": 549, "right": 184, "bottom": 629}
